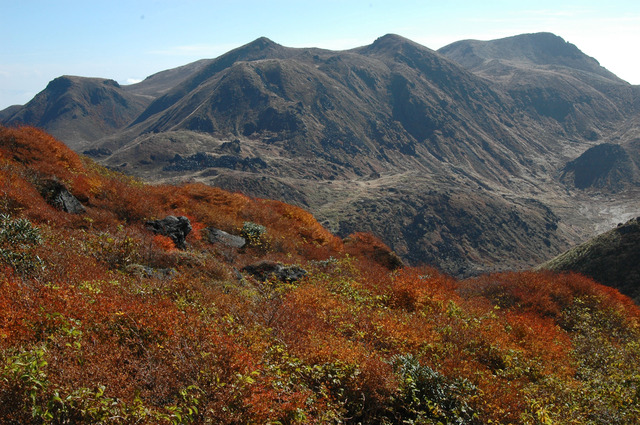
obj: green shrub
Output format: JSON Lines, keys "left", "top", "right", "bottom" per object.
{"left": 391, "top": 354, "right": 480, "bottom": 424}
{"left": 241, "top": 221, "right": 267, "bottom": 248}
{"left": 0, "top": 344, "right": 202, "bottom": 424}
{"left": 86, "top": 229, "right": 141, "bottom": 270}
{"left": 0, "top": 213, "right": 44, "bottom": 274}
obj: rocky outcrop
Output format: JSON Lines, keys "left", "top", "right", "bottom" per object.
{"left": 203, "top": 227, "right": 246, "bottom": 248}
{"left": 145, "top": 216, "right": 192, "bottom": 249}
{"left": 242, "top": 260, "right": 307, "bottom": 282}
{"left": 164, "top": 152, "right": 267, "bottom": 172}
{"left": 40, "top": 179, "right": 86, "bottom": 214}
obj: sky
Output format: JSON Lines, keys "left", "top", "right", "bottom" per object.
{"left": 1, "top": 0, "right": 639, "bottom": 110}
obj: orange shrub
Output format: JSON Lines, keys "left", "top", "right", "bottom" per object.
{"left": 388, "top": 267, "right": 458, "bottom": 312}
{"left": 344, "top": 232, "right": 403, "bottom": 271}
{"left": 0, "top": 126, "right": 85, "bottom": 178}
{"left": 261, "top": 200, "right": 343, "bottom": 250}
{"left": 152, "top": 234, "right": 176, "bottom": 252}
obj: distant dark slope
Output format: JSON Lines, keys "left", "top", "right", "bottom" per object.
{"left": 560, "top": 109, "right": 640, "bottom": 192}
{"left": 539, "top": 217, "right": 640, "bottom": 303}
{"left": 330, "top": 187, "right": 565, "bottom": 277}
{"left": 3, "top": 76, "right": 150, "bottom": 150}
{"left": 0, "top": 105, "right": 21, "bottom": 121}
{"left": 560, "top": 142, "right": 640, "bottom": 191}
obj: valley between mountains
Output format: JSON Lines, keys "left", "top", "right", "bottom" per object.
{"left": 3, "top": 32, "right": 640, "bottom": 277}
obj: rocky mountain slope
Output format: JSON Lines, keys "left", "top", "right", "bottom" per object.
{"left": 1, "top": 61, "right": 213, "bottom": 151}
{"left": 3, "top": 33, "right": 639, "bottom": 276}
{"left": 438, "top": 32, "right": 639, "bottom": 145}
{"left": 3, "top": 76, "right": 150, "bottom": 150}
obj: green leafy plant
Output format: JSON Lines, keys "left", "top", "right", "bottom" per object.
{"left": 391, "top": 354, "right": 480, "bottom": 424}
{"left": 85, "top": 229, "right": 141, "bottom": 269}
{"left": 241, "top": 221, "right": 268, "bottom": 248}
{"left": 0, "top": 213, "right": 44, "bottom": 274}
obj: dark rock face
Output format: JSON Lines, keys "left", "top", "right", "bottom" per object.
{"left": 218, "top": 139, "right": 241, "bottom": 154}
{"left": 40, "top": 179, "right": 86, "bottom": 214}
{"left": 203, "top": 227, "right": 246, "bottom": 248}
{"left": 242, "top": 260, "right": 307, "bottom": 282}
{"left": 145, "top": 216, "right": 192, "bottom": 249}
{"left": 82, "top": 147, "right": 112, "bottom": 158}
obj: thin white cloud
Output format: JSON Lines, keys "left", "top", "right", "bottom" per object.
{"left": 126, "top": 78, "right": 143, "bottom": 84}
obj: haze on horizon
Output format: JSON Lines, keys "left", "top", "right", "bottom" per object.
{"left": 2, "top": 0, "right": 639, "bottom": 110}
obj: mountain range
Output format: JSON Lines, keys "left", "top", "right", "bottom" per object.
{"left": 3, "top": 32, "right": 639, "bottom": 277}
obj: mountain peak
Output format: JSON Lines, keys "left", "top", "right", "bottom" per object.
{"left": 439, "top": 32, "right": 584, "bottom": 64}
{"left": 217, "top": 36, "right": 288, "bottom": 63}
{"left": 244, "top": 36, "right": 281, "bottom": 51}
{"left": 249, "top": 36, "right": 279, "bottom": 49}
{"left": 438, "top": 32, "right": 623, "bottom": 83}
{"left": 366, "top": 33, "right": 427, "bottom": 51}
{"left": 44, "top": 75, "right": 74, "bottom": 94}
{"left": 355, "top": 33, "right": 437, "bottom": 60}
{"left": 46, "top": 75, "right": 121, "bottom": 91}
{"left": 502, "top": 32, "right": 584, "bottom": 60}
{"left": 372, "top": 33, "right": 410, "bottom": 45}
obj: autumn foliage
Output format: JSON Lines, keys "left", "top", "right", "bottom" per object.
{"left": 1, "top": 126, "right": 640, "bottom": 424}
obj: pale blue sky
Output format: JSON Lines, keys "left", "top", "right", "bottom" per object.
{"left": 2, "top": 0, "right": 639, "bottom": 109}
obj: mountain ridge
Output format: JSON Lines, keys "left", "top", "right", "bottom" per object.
{"left": 2, "top": 32, "right": 639, "bottom": 277}
{"left": 3, "top": 75, "right": 151, "bottom": 150}
{"left": 438, "top": 32, "right": 624, "bottom": 83}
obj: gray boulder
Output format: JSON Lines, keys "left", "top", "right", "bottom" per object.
{"left": 145, "top": 216, "right": 192, "bottom": 249}
{"left": 203, "top": 227, "right": 246, "bottom": 248}
{"left": 40, "top": 179, "right": 86, "bottom": 214}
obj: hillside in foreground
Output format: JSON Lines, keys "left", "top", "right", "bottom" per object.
{"left": 540, "top": 217, "right": 640, "bottom": 303}
{"left": 1, "top": 126, "right": 639, "bottom": 424}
